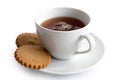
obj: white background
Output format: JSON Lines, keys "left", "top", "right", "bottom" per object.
{"left": 0, "top": 0, "right": 120, "bottom": 80}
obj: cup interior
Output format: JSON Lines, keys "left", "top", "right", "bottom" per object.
{"left": 35, "top": 7, "right": 90, "bottom": 29}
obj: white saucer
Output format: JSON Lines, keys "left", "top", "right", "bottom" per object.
{"left": 40, "top": 33, "right": 104, "bottom": 75}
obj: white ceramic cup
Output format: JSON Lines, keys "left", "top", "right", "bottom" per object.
{"left": 35, "top": 7, "right": 95, "bottom": 60}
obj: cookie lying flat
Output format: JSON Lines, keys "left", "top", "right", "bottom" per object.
{"left": 14, "top": 45, "right": 51, "bottom": 69}
{"left": 16, "top": 33, "right": 43, "bottom": 48}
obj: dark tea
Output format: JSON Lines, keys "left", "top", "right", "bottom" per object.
{"left": 41, "top": 17, "right": 85, "bottom": 31}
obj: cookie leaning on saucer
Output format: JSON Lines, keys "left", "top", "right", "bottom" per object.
{"left": 16, "top": 33, "right": 43, "bottom": 48}
{"left": 14, "top": 45, "right": 51, "bottom": 69}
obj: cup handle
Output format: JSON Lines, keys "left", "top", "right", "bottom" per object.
{"left": 76, "top": 33, "right": 95, "bottom": 53}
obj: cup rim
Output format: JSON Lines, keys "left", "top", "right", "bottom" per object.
{"left": 35, "top": 7, "right": 90, "bottom": 33}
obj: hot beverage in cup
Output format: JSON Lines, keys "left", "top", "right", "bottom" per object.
{"left": 41, "top": 17, "right": 85, "bottom": 31}
{"left": 35, "top": 7, "right": 95, "bottom": 60}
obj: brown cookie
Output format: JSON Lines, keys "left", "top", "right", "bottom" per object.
{"left": 14, "top": 45, "right": 51, "bottom": 69}
{"left": 16, "top": 33, "right": 43, "bottom": 48}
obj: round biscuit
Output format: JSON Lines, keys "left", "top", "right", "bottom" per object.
{"left": 16, "top": 33, "right": 43, "bottom": 48}
{"left": 14, "top": 45, "right": 51, "bottom": 69}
